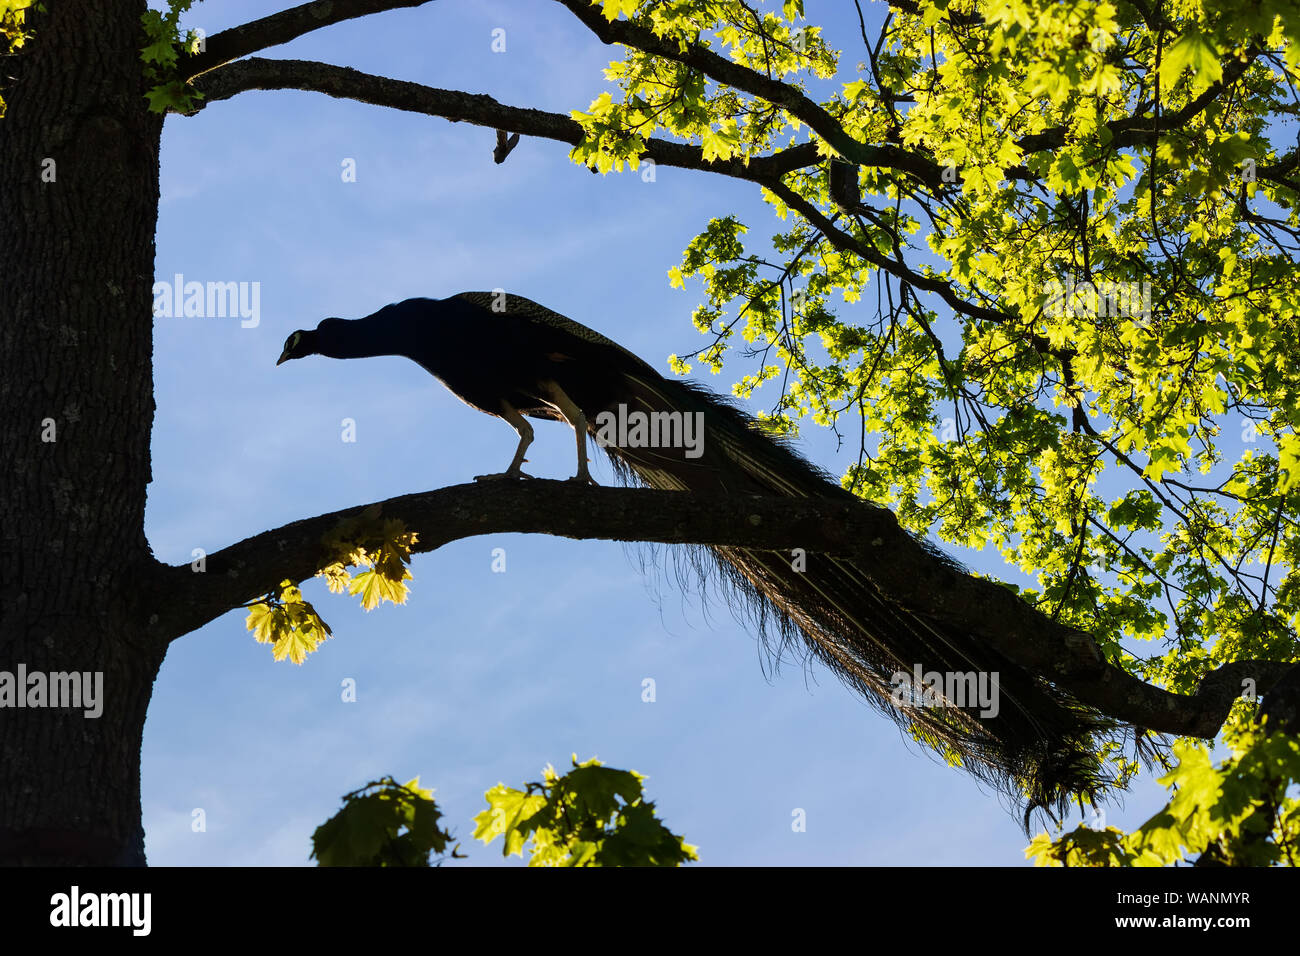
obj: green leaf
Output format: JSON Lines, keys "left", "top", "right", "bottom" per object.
{"left": 1278, "top": 433, "right": 1300, "bottom": 491}
{"left": 596, "top": 0, "right": 638, "bottom": 22}
{"left": 348, "top": 568, "right": 408, "bottom": 610}
{"left": 1160, "top": 30, "right": 1222, "bottom": 91}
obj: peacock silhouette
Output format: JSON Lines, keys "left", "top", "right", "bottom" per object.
{"left": 277, "top": 291, "right": 1120, "bottom": 826}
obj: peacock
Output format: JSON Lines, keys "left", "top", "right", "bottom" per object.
{"left": 277, "top": 291, "right": 1117, "bottom": 825}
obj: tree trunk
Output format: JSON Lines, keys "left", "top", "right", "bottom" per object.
{"left": 0, "top": 0, "right": 165, "bottom": 865}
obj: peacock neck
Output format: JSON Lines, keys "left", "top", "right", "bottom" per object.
{"left": 318, "top": 310, "right": 418, "bottom": 361}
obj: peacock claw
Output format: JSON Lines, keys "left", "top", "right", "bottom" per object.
{"left": 567, "top": 473, "right": 599, "bottom": 486}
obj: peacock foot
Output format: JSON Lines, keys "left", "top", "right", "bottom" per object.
{"left": 474, "top": 469, "right": 534, "bottom": 481}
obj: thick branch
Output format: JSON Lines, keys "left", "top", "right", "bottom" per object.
{"left": 188, "top": 57, "right": 823, "bottom": 183}
{"left": 156, "top": 480, "right": 1292, "bottom": 741}
{"left": 180, "top": 0, "right": 434, "bottom": 79}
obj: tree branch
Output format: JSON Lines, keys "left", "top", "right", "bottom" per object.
{"left": 761, "top": 177, "right": 1074, "bottom": 369}
{"left": 1015, "top": 49, "right": 1259, "bottom": 157}
{"left": 551, "top": 0, "right": 1259, "bottom": 192}
{"left": 187, "top": 57, "right": 824, "bottom": 183}
{"left": 763, "top": 178, "right": 1004, "bottom": 324}
{"left": 552, "top": 0, "right": 947, "bottom": 188}
{"left": 156, "top": 479, "right": 1293, "bottom": 742}
{"left": 180, "top": 0, "right": 435, "bottom": 80}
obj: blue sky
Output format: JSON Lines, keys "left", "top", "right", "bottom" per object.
{"left": 141, "top": 0, "right": 1174, "bottom": 865}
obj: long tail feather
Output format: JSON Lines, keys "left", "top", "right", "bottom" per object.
{"left": 591, "top": 372, "right": 1119, "bottom": 827}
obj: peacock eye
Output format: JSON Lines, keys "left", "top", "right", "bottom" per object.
{"left": 289, "top": 332, "right": 301, "bottom": 349}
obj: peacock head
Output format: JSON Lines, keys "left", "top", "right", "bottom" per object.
{"left": 276, "top": 328, "right": 318, "bottom": 365}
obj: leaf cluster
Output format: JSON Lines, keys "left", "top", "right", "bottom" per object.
{"left": 243, "top": 505, "right": 418, "bottom": 663}
{"left": 472, "top": 755, "right": 699, "bottom": 866}
{"left": 140, "top": 0, "right": 204, "bottom": 113}
{"left": 311, "top": 776, "right": 459, "bottom": 867}
{"left": 0, "top": 0, "right": 39, "bottom": 117}
{"left": 574, "top": 0, "right": 1300, "bottom": 800}
{"left": 572, "top": 0, "right": 834, "bottom": 172}
{"left": 1027, "top": 719, "right": 1300, "bottom": 866}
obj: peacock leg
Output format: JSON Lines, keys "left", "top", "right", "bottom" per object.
{"left": 540, "top": 381, "right": 598, "bottom": 485}
{"left": 474, "top": 400, "right": 535, "bottom": 481}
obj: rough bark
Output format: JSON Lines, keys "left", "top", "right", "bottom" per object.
{"left": 0, "top": 0, "right": 165, "bottom": 866}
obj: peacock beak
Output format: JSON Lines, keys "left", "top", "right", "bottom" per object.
{"left": 276, "top": 347, "right": 292, "bottom": 366}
